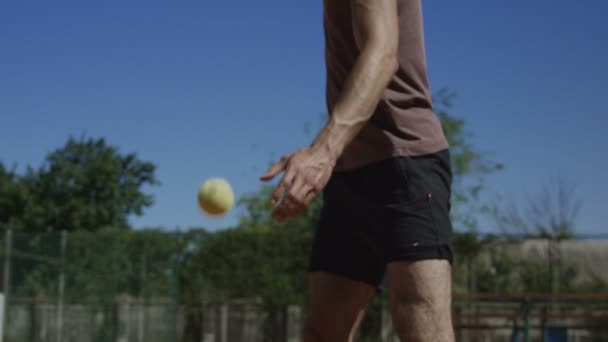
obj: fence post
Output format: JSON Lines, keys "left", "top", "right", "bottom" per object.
{"left": 1, "top": 229, "right": 12, "bottom": 342}
{"left": 380, "top": 302, "right": 396, "bottom": 342}
{"left": 138, "top": 253, "right": 146, "bottom": 342}
{"left": 285, "top": 305, "right": 302, "bottom": 342}
{"left": 219, "top": 304, "right": 228, "bottom": 342}
{"left": 523, "top": 300, "right": 531, "bottom": 342}
{"left": 116, "top": 294, "right": 132, "bottom": 342}
{"left": 56, "top": 230, "right": 67, "bottom": 342}
{"left": 454, "top": 305, "right": 463, "bottom": 342}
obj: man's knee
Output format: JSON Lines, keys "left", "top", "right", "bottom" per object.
{"left": 389, "top": 288, "right": 451, "bottom": 333}
{"left": 387, "top": 259, "right": 452, "bottom": 303}
{"left": 391, "top": 287, "right": 449, "bottom": 312}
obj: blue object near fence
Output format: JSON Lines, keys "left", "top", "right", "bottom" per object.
{"left": 544, "top": 327, "right": 568, "bottom": 342}
{"left": 511, "top": 320, "right": 520, "bottom": 342}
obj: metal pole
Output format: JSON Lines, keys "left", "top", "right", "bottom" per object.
{"left": 1, "top": 229, "right": 13, "bottom": 342}
{"left": 523, "top": 300, "right": 531, "bottom": 342}
{"left": 56, "top": 230, "right": 67, "bottom": 342}
{"left": 138, "top": 253, "right": 146, "bottom": 342}
{"left": 0, "top": 230, "right": 10, "bottom": 342}
{"left": 511, "top": 318, "right": 519, "bottom": 342}
{"left": 173, "top": 232, "right": 181, "bottom": 341}
{"left": 220, "top": 304, "right": 228, "bottom": 342}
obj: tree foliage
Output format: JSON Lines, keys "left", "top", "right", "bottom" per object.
{"left": 0, "top": 135, "right": 158, "bottom": 231}
{"left": 490, "top": 176, "right": 582, "bottom": 238}
{"left": 7, "top": 228, "right": 181, "bottom": 303}
{"left": 474, "top": 251, "right": 602, "bottom": 294}
{"left": 0, "top": 163, "right": 28, "bottom": 229}
{"left": 433, "top": 88, "right": 503, "bottom": 230}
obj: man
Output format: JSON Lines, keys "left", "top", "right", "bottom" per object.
{"left": 260, "top": 0, "right": 454, "bottom": 340}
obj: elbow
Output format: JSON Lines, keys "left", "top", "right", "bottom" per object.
{"left": 375, "top": 41, "right": 399, "bottom": 75}
{"left": 380, "top": 49, "right": 399, "bottom": 76}
{"left": 386, "top": 53, "right": 399, "bottom": 75}
{"left": 361, "top": 41, "right": 399, "bottom": 77}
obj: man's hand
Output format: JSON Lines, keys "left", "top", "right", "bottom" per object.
{"left": 260, "top": 145, "right": 336, "bottom": 223}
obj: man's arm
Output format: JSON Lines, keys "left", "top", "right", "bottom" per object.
{"left": 312, "top": 0, "right": 399, "bottom": 159}
{"left": 260, "top": 0, "right": 399, "bottom": 222}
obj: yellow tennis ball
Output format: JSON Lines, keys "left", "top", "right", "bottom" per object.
{"left": 197, "top": 178, "right": 234, "bottom": 217}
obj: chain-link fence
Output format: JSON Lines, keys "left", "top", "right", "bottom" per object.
{"left": 0, "top": 229, "right": 182, "bottom": 342}
{"left": 1, "top": 229, "right": 608, "bottom": 342}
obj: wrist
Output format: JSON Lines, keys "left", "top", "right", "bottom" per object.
{"left": 311, "top": 119, "right": 345, "bottom": 163}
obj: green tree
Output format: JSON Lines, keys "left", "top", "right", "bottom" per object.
{"left": 179, "top": 223, "right": 312, "bottom": 306}
{"left": 429, "top": 88, "right": 502, "bottom": 293}
{"left": 490, "top": 176, "right": 581, "bottom": 239}
{"left": 475, "top": 252, "right": 519, "bottom": 293}
{"left": 0, "top": 163, "right": 28, "bottom": 229}
{"left": 1, "top": 135, "right": 159, "bottom": 231}
{"left": 489, "top": 177, "right": 583, "bottom": 294}
{"left": 6, "top": 228, "right": 181, "bottom": 301}
{"left": 474, "top": 252, "right": 584, "bottom": 293}
{"left": 65, "top": 228, "right": 180, "bottom": 302}
{"left": 451, "top": 231, "right": 497, "bottom": 293}
{"left": 433, "top": 88, "right": 503, "bottom": 230}
{"left": 177, "top": 223, "right": 314, "bottom": 341}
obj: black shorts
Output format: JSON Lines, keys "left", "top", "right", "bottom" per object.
{"left": 308, "top": 149, "right": 454, "bottom": 289}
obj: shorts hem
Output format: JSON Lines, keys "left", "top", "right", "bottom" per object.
{"left": 307, "top": 266, "right": 381, "bottom": 289}
{"left": 385, "top": 244, "right": 453, "bottom": 265}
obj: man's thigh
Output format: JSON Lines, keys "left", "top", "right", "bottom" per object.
{"left": 387, "top": 259, "right": 452, "bottom": 305}
{"left": 305, "top": 182, "right": 384, "bottom": 340}
{"left": 387, "top": 259, "right": 454, "bottom": 341}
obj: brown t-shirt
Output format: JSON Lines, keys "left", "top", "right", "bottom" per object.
{"left": 324, "top": 0, "right": 449, "bottom": 171}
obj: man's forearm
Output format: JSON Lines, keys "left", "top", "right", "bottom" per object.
{"left": 312, "top": 47, "right": 398, "bottom": 160}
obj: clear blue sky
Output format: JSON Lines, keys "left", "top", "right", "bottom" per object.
{"left": 1, "top": 1, "right": 606, "bottom": 234}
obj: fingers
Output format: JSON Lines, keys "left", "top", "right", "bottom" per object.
{"left": 260, "top": 154, "right": 291, "bottom": 182}
{"left": 275, "top": 178, "right": 305, "bottom": 219}
{"left": 264, "top": 148, "right": 329, "bottom": 223}
{"left": 270, "top": 166, "right": 296, "bottom": 206}
{"left": 303, "top": 189, "right": 317, "bottom": 206}
{"left": 272, "top": 177, "right": 317, "bottom": 223}
{"left": 272, "top": 175, "right": 302, "bottom": 221}
{"left": 288, "top": 176, "right": 308, "bottom": 204}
